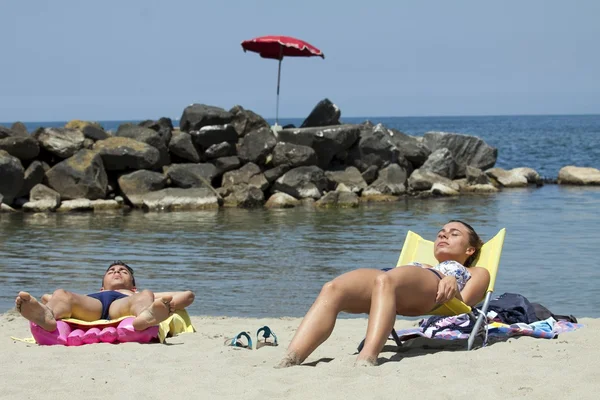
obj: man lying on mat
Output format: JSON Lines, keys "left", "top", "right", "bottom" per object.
{"left": 15, "top": 261, "right": 195, "bottom": 332}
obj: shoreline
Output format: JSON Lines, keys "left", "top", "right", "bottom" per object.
{"left": 2, "top": 312, "right": 597, "bottom": 399}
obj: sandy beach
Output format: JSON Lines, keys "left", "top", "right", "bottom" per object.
{"left": 1, "top": 310, "right": 598, "bottom": 400}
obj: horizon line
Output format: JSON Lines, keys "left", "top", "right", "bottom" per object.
{"left": 1, "top": 112, "right": 599, "bottom": 125}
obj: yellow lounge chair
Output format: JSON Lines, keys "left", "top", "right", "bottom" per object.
{"left": 393, "top": 227, "right": 506, "bottom": 350}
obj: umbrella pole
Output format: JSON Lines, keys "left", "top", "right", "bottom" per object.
{"left": 276, "top": 57, "right": 282, "bottom": 126}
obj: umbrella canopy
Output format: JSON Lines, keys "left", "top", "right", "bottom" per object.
{"left": 241, "top": 35, "right": 324, "bottom": 126}
{"left": 241, "top": 35, "right": 325, "bottom": 60}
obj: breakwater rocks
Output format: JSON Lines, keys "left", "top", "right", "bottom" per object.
{"left": 1, "top": 99, "right": 599, "bottom": 213}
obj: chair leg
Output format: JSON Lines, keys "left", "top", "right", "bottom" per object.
{"left": 357, "top": 328, "right": 403, "bottom": 353}
{"left": 390, "top": 328, "right": 403, "bottom": 348}
{"left": 467, "top": 291, "right": 493, "bottom": 350}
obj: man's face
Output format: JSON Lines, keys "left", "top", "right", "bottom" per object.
{"left": 102, "top": 265, "right": 135, "bottom": 291}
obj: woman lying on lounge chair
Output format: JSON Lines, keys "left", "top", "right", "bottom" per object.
{"left": 277, "top": 220, "right": 489, "bottom": 367}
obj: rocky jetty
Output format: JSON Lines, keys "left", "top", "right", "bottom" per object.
{"left": 1, "top": 100, "right": 598, "bottom": 213}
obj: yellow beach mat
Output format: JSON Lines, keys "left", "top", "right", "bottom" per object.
{"left": 11, "top": 309, "right": 195, "bottom": 344}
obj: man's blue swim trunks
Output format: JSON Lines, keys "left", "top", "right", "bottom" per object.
{"left": 87, "top": 290, "right": 129, "bottom": 320}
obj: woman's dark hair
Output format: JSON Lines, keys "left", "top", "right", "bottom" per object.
{"left": 448, "top": 220, "right": 483, "bottom": 267}
{"left": 104, "top": 261, "right": 136, "bottom": 286}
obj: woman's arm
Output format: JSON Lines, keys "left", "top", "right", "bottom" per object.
{"left": 154, "top": 290, "right": 195, "bottom": 310}
{"left": 459, "top": 267, "right": 490, "bottom": 306}
{"left": 436, "top": 276, "right": 463, "bottom": 304}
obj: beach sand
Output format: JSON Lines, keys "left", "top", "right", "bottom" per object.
{"left": 1, "top": 311, "right": 598, "bottom": 400}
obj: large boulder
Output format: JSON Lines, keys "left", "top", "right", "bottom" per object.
{"left": 141, "top": 188, "right": 221, "bottom": 211}
{"left": 361, "top": 165, "right": 379, "bottom": 185}
{"left": 0, "top": 126, "right": 14, "bottom": 139}
{"left": 264, "top": 165, "right": 290, "bottom": 183}
{"left": 408, "top": 168, "right": 459, "bottom": 192}
{"left": 55, "top": 199, "right": 122, "bottom": 212}
{"left": 93, "top": 137, "right": 161, "bottom": 171}
{"left": 0, "top": 136, "right": 40, "bottom": 161}
{"left": 17, "top": 161, "right": 45, "bottom": 197}
{"left": 237, "top": 127, "right": 277, "bottom": 166}
{"left": 22, "top": 184, "right": 61, "bottom": 212}
{"left": 315, "top": 191, "right": 359, "bottom": 208}
{"left": 265, "top": 192, "right": 299, "bottom": 209}
{"left": 387, "top": 128, "right": 431, "bottom": 167}
{"left": 486, "top": 167, "right": 539, "bottom": 187}
{"left": 168, "top": 131, "right": 200, "bottom": 163}
{"left": 117, "top": 170, "right": 168, "bottom": 207}
{"left": 65, "top": 120, "right": 109, "bottom": 141}
{"left": 205, "top": 142, "right": 236, "bottom": 159}
{"left": 365, "top": 164, "right": 408, "bottom": 195}
{"left": 431, "top": 182, "right": 460, "bottom": 197}
{"left": 214, "top": 156, "right": 242, "bottom": 176}
{"left": 300, "top": 98, "right": 341, "bottom": 128}
{"left": 46, "top": 149, "right": 108, "bottom": 200}
{"left": 229, "top": 105, "right": 270, "bottom": 137}
{"left": 116, "top": 124, "right": 170, "bottom": 167}
{"left": 277, "top": 124, "right": 360, "bottom": 169}
{"left": 165, "top": 163, "right": 218, "bottom": 189}
{"left": 138, "top": 117, "right": 173, "bottom": 146}
{"left": 223, "top": 185, "right": 265, "bottom": 208}
{"left": 421, "top": 148, "right": 457, "bottom": 179}
{"left": 33, "top": 127, "right": 85, "bottom": 159}
{"left": 180, "top": 104, "right": 233, "bottom": 132}
{"left": 0, "top": 150, "right": 24, "bottom": 204}
{"left": 221, "top": 162, "right": 268, "bottom": 191}
{"left": 189, "top": 124, "right": 238, "bottom": 152}
{"left": 423, "top": 131, "right": 497, "bottom": 177}
{"left": 346, "top": 124, "right": 400, "bottom": 171}
{"left": 10, "top": 122, "right": 29, "bottom": 137}
{"left": 272, "top": 142, "right": 317, "bottom": 168}
{"left": 557, "top": 166, "right": 600, "bottom": 185}
{"left": 272, "top": 166, "right": 331, "bottom": 199}
{"left": 466, "top": 166, "right": 491, "bottom": 185}
{"left": 325, "top": 166, "right": 368, "bottom": 193}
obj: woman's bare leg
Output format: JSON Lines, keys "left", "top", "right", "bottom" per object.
{"left": 107, "top": 290, "right": 174, "bottom": 331}
{"left": 15, "top": 289, "right": 103, "bottom": 331}
{"left": 277, "top": 269, "right": 384, "bottom": 368}
{"left": 356, "top": 266, "right": 440, "bottom": 365}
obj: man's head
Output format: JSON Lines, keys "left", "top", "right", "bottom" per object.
{"left": 102, "top": 261, "right": 136, "bottom": 291}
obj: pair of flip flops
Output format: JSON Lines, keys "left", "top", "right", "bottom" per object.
{"left": 225, "top": 326, "right": 278, "bottom": 350}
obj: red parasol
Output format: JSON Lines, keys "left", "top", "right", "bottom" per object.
{"left": 241, "top": 35, "right": 325, "bottom": 125}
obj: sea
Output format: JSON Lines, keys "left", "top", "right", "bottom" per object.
{"left": 1, "top": 114, "right": 599, "bottom": 319}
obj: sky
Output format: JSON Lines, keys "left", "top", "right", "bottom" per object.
{"left": 1, "top": 0, "right": 599, "bottom": 122}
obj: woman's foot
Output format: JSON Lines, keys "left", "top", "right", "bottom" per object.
{"left": 274, "top": 352, "right": 302, "bottom": 368}
{"left": 354, "top": 356, "right": 378, "bottom": 367}
{"left": 15, "top": 292, "right": 57, "bottom": 332}
{"left": 132, "top": 296, "right": 173, "bottom": 331}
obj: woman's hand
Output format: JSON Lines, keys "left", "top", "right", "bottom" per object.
{"left": 436, "top": 276, "right": 459, "bottom": 304}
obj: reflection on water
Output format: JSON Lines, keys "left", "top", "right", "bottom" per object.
{"left": 1, "top": 185, "right": 599, "bottom": 318}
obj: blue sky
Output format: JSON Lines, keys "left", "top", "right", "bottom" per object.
{"left": 1, "top": 0, "right": 598, "bottom": 122}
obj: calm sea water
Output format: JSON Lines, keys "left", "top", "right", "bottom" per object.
{"left": 0, "top": 115, "right": 599, "bottom": 319}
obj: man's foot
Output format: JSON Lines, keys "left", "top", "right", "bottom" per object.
{"left": 274, "top": 352, "right": 302, "bottom": 368}
{"left": 132, "top": 296, "right": 173, "bottom": 331}
{"left": 15, "top": 292, "right": 57, "bottom": 332}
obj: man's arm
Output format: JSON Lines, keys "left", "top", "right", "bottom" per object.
{"left": 154, "top": 291, "right": 195, "bottom": 310}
